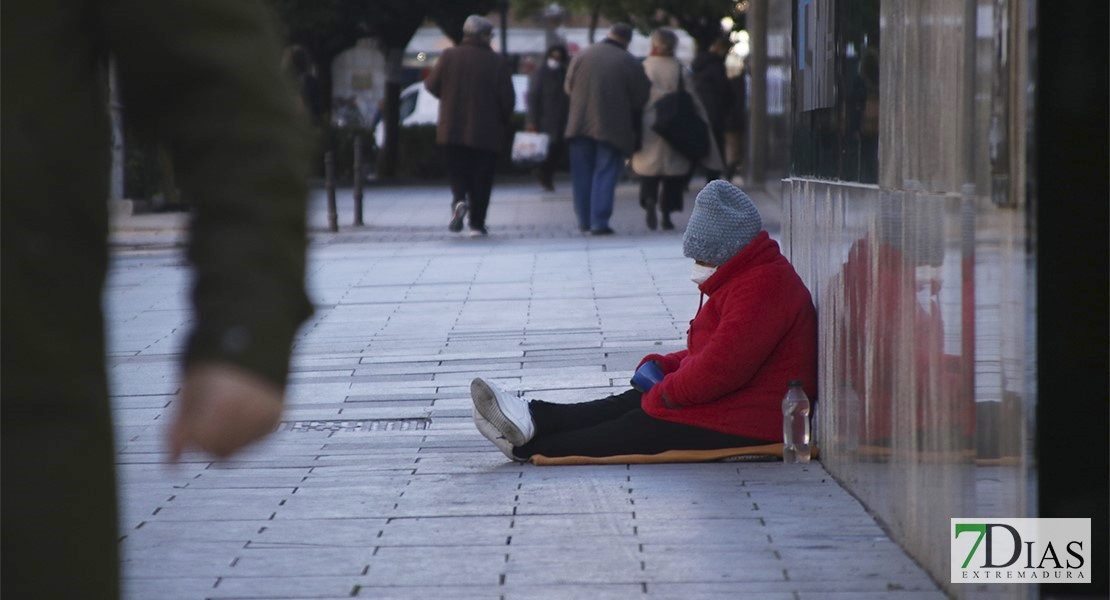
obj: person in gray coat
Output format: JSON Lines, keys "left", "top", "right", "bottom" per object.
{"left": 425, "top": 15, "right": 515, "bottom": 236}
{"left": 564, "top": 23, "right": 651, "bottom": 234}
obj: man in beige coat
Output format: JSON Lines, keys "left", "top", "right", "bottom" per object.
{"left": 564, "top": 23, "right": 652, "bottom": 234}
{"left": 631, "top": 28, "right": 723, "bottom": 230}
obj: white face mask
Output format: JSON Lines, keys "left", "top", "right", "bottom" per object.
{"left": 691, "top": 263, "right": 718, "bottom": 285}
{"left": 546, "top": 58, "right": 561, "bottom": 70}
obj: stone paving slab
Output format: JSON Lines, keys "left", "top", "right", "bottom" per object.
{"left": 106, "top": 180, "right": 946, "bottom": 599}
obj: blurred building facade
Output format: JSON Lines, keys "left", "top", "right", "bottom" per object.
{"left": 780, "top": 0, "right": 1107, "bottom": 597}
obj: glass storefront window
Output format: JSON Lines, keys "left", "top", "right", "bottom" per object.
{"left": 791, "top": 0, "right": 880, "bottom": 183}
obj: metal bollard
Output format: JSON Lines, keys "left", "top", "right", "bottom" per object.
{"left": 324, "top": 150, "right": 338, "bottom": 232}
{"left": 353, "top": 135, "right": 364, "bottom": 226}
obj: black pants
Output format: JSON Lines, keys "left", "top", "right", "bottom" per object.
{"left": 444, "top": 145, "right": 498, "bottom": 229}
{"left": 538, "top": 138, "right": 565, "bottom": 187}
{"left": 703, "top": 126, "right": 727, "bottom": 182}
{"left": 514, "top": 388, "right": 769, "bottom": 458}
{"left": 639, "top": 176, "right": 686, "bottom": 214}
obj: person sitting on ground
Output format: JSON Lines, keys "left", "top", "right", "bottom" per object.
{"left": 469, "top": 180, "right": 817, "bottom": 463}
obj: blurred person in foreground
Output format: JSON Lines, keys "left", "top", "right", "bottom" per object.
{"left": 468, "top": 181, "right": 817, "bottom": 463}
{"left": 563, "top": 23, "right": 651, "bottom": 235}
{"left": 631, "top": 28, "right": 722, "bottom": 231}
{"left": 425, "top": 14, "right": 515, "bottom": 237}
{"left": 1, "top": 1, "right": 313, "bottom": 598}
{"left": 527, "top": 44, "right": 571, "bottom": 192}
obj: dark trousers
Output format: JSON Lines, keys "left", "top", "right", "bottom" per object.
{"left": 444, "top": 145, "right": 497, "bottom": 229}
{"left": 514, "top": 388, "right": 769, "bottom": 458}
{"left": 537, "top": 138, "right": 565, "bottom": 188}
{"left": 639, "top": 175, "right": 686, "bottom": 214}
{"left": 703, "top": 126, "right": 727, "bottom": 182}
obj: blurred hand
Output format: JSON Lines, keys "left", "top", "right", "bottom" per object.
{"left": 169, "top": 362, "right": 284, "bottom": 461}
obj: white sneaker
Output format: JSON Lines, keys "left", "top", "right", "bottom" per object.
{"left": 470, "top": 377, "right": 535, "bottom": 448}
{"left": 448, "top": 201, "right": 468, "bottom": 232}
{"left": 473, "top": 406, "right": 525, "bottom": 462}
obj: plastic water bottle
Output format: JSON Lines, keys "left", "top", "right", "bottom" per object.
{"left": 782, "top": 380, "right": 811, "bottom": 463}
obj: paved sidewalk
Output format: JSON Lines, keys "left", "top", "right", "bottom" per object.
{"left": 107, "top": 178, "right": 945, "bottom": 599}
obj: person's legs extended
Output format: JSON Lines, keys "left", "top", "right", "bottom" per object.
{"left": 516, "top": 395, "right": 770, "bottom": 459}
{"left": 471, "top": 382, "right": 771, "bottom": 460}
{"left": 588, "top": 142, "right": 625, "bottom": 231}
{"left": 567, "top": 138, "right": 596, "bottom": 231}
{"left": 528, "top": 388, "right": 644, "bottom": 435}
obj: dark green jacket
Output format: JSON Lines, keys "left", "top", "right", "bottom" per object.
{"left": 2, "top": 4, "right": 313, "bottom": 596}
{"left": 2, "top": 0, "right": 314, "bottom": 402}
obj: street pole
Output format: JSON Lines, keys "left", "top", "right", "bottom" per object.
{"left": 500, "top": 1, "right": 509, "bottom": 55}
{"left": 353, "top": 135, "right": 364, "bottom": 226}
{"left": 108, "top": 58, "right": 125, "bottom": 202}
{"left": 747, "top": 0, "right": 768, "bottom": 186}
{"left": 325, "top": 151, "right": 338, "bottom": 232}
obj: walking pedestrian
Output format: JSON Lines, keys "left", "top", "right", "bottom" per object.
{"left": 1, "top": 1, "right": 314, "bottom": 598}
{"left": 723, "top": 62, "right": 749, "bottom": 181}
{"left": 468, "top": 181, "right": 817, "bottom": 463}
{"left": 424, "top": 15, "right": 516, "bottom": 237}
{"left": 631, "top": 29, "right": 722, "bottom": 231}
{"left": 282, "top": 44, "right": 325, "bottom": 127}
{"left": 692, "top": 36, "right": 733, "bottom": 182}
{"left": 527, "top": 44, "right": 570, "bottom": 192}
{"left": 563, "top": 23, "right": 651, "bottom": 235}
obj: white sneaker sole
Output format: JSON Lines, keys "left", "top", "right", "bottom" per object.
{"left": 449, "top": 202, "right": 468, "bottom": 232}
{"left": 472, "top": 407, "right": 525, "bottom": 462}
{"left": 470, "top": 378, "right": 533, "bottom": 447}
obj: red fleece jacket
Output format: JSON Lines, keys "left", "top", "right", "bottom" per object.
{"left": 638, "top": 231, "right": 817, "bottom": 441}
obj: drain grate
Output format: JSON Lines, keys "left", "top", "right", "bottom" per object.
{"left": 277, "top": 419, "right": 430, "bottom": 433}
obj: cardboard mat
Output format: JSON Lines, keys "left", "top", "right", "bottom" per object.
{"left": 529, "top": 442, "right": 814, "bottom": 466}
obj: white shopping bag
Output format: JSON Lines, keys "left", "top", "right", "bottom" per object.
{"left": 511, "top": 131, "right": 550, "bottom": 166}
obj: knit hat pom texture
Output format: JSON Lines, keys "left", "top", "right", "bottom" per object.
{"left": 682, "top": 180, "right": 762, "bottom": 266}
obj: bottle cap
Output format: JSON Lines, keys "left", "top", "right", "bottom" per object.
{"left": 788, "top": 379, "right": 803, "bottom": 387}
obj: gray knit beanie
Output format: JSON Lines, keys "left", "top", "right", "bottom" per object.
{"left": 682, "top": 180, "right": 763, "bottom": 266}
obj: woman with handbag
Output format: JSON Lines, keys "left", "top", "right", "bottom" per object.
{"left": 630, "top": 28, "right": 723, "bottom": 231}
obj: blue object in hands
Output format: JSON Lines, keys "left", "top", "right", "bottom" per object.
{"left": 631, "top": 360, "right": 664, "bottom": 392}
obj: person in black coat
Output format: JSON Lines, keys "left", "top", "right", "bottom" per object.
{"left": 723, "top": 63, "right": 748, "bottom": 180}
{"left": 692, "top": 37, "right": 733, "bottom": 181}
{"left": 527, "top": 44, "right": 570, "bottom": 191}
